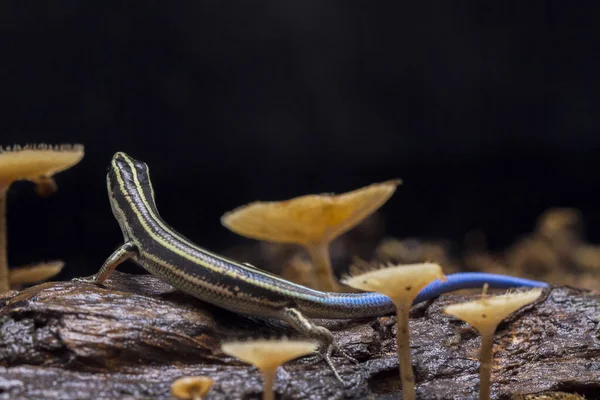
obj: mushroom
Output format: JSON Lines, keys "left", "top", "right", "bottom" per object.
{"left": 221, "top": 338, "right": 318, "bottom": 400}
{"left": 0, "top": 144, "right": 84, "bottom": 291}
{"left": 342, "top": 263, "right": 446, "bottom": 400}
{"left": 171, "top": 376, "right": 213, "bottom": 400}
{"left": 221, "top": 180, "right": 401, "bottom": 291}
{"left": 444, "top": 288, "right": 543, "bottom": 400}
{"left": 9, "top": 260, "right": 64, "bottom": 288}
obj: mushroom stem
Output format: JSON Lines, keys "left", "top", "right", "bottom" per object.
{"left": 341, "top": 263, "right": 446, "bottom": 399}
{"left": 0, "top": 187, "right": 8, "bottom": 292}
{"left": 261, "top": 368, "right": 276, "bottom": 400}
{"left": 443, "top": 288, "right": 542, "bottom": 400}
{"left": 395, "top": 303, "right": 415, "bottom": 400}
{"left": 305, "top": 242, "right": 338, "bottom": 292}
{"left": 479, "top": 329, "right": 494, "bottom": 400}
{"left": 189, "top": 391, "right": 201, "bottom": 400}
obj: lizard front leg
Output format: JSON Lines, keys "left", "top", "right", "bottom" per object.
{"left": 74, "top": 241, "right": 138, "bottom": 284}
{"left": 281, "top": 307, "right": 356, "bottom": 385}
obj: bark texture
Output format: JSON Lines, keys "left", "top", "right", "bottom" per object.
{"left": 0, "top": 272, "right": 599, "bottom": 399}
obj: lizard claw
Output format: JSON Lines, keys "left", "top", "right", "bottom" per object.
{"left": 300, "top": 346, "right": 353, "bottom": 385}
{"left": 323, "top": 344, "right": 351, "bottom": 386}
{"left": 335, "top": 344, "right": 358, "bottom": 365}
{"left": 300, "top": 351, "right": 323, "bottom": 366}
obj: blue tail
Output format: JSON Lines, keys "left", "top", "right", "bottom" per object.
{"left": 414, "top": 272, "right": 548, "bottom": 304}
{"left": 310, "top": 272, "right": 548, "bottom": 319}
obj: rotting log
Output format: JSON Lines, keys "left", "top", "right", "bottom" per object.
{"left": 0, "top": 272, "right": 599, "bottom": 399}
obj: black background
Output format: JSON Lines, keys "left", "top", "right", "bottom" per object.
{"left": 2, "top": 2, "right": 600, "bottom": 279}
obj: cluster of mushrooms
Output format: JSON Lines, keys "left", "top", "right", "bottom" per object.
{"left": 170, "top": 180, "right": 543, "bottom": 400}
{"left": 0, "top": 144, "right": 84, "bottom": 293}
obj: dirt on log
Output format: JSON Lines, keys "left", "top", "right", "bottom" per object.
{"left": 0, "top": 272, "right": 599, "bottom": 399}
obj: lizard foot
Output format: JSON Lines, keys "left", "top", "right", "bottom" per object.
{"left": 334, "top": 343, "right": 358, "bottom": 365}
{"left": 280, "top": 308, "right": 354, "bottom": 386}
{"left": 323, "top": 343, "right": 350, "bottom": 386}
{"left": 300, "top": 347, "right": 351, "bottom": 385}
{"left": 300, "top": 351, "right": 323, "bottom": 366}
{"left": 72, "top": 276, "right": 101, "bottom": 285}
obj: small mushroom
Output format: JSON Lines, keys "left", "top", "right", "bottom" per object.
{"left": 171, "top": 376, "right": 213, "bottom": 400}
{"left": 342, "top": 263, "right": 446, "bottom": 400}
{"left": 9, "top": 260, "right": 64, "bottom": 288}
{"left": 221, "top": 180, "right": 400, "bottom": 291}
{"left": 444, "top": 288, "right": 543, "bottom": 400}
{"left": 0, "top": 144, "right": 84, "bottom": 292}
{"left": 221, "top": 338, "right": 318, "bottom": 400}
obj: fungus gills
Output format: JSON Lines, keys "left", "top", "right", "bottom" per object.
{"left": 444, "top": 288, "right": 543, "bottom": 400}
{"left": 221, "top": 180, "right": 401, "bottom": 291}
{"left": 221, "top": 339, "right": 318, "bottom": 400}
{"left": 342, "top": 263, "right": 446, "bottom": 400}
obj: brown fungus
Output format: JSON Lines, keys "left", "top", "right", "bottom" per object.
{"left": 444, "top": 288, "right": 543, "bottom": 400}
{"left": 342, "top": 263, "right": 446, "bottom": 400}
{"left": 0, "top": 144, "right": 84, "bottom": 292}
{"left": 171, "top": 376, "right": 213, "bottom": 400}
{"left": 221, "top": 180, "right": 401, "bottom": 291}
{"left": 221, "top": 338, "right": 318, "bottom": 400}
{"left": 9, "top": 260, "right": 64, "bottom": 288}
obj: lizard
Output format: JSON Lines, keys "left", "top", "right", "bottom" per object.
{"left": 75, "top": 152, "right": 548, "bottom": 383}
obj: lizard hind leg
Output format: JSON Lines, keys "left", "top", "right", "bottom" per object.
{"left": 281, "top": 307, "right": 356, "bottom": 385}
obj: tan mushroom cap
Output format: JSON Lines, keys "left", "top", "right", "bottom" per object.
{"left": 0, "top": 144, "right": 84, "bottom": 188}
{"left": 444, "top": 288, "right": 543, "bottom": 333}
{"left": 221, "top": 339, "right": 318, "bottom": 371}
{"left": 342, "top": 263, "right": 446, "bottom": 303}
{"left": 9, "top": 260, "right": 64, "bottom": 286}
{"left": 221, "top": 180, "right": 401, "bottom": 245}
{"left": 171, "top": 376, "right": 213, "bottom": 399}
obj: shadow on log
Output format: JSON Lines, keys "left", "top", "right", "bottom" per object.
{"left": 0, "top": 272, "right": 599, "bottom": 399}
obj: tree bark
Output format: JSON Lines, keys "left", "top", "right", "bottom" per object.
{"left": 0, "top": 272, "right": 598, "bottom": 399}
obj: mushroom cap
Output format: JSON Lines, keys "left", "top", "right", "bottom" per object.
{"left": 171, "top": 376, "right": 213, "bottom": 399}
{"left": 444, "top": 288, "right": 543, "bottom": 335}
{"left": 221, "top": 180, "right": 401, "bottom": 246}
{"left": 536, "top": 207, "right": 582, "bottom": 241}
{"left": 342, "top": 263, "right": 446, "bottom": 304}
{"left": 0, "top": 144, "right": 84, "bottom": 188}
{"left": 221, "top": 338, "right": 318, "bottom": 371}
{"left": 9, "top": 260, "right": 64, "bottom": 286}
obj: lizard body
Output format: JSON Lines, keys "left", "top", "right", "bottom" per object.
{"left": 79, "top": 152, "right": 548, "bottom": 382}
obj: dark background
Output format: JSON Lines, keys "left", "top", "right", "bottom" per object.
{"left": 2, "top": 2, "right": 600, "bottom": 279}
